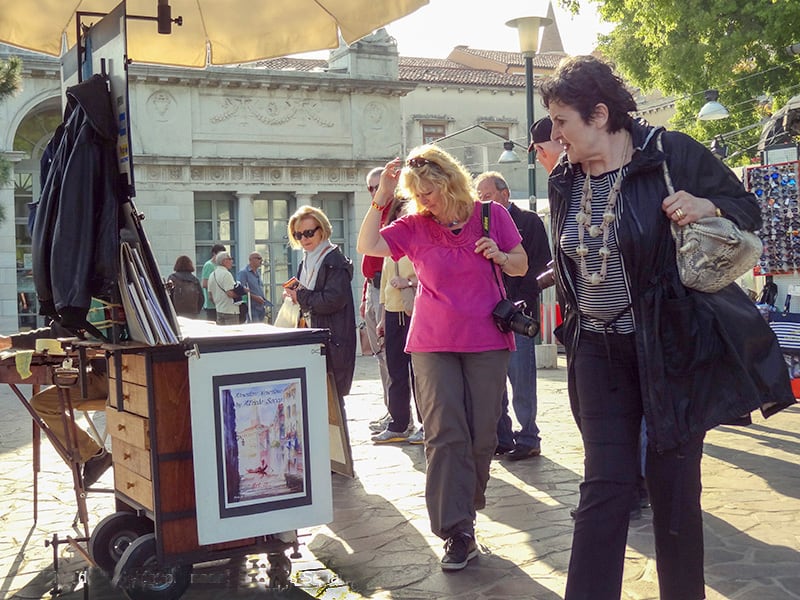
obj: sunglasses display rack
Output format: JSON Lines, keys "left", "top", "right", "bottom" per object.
{"left": 744, "top": 160, "right": 800, "bottom": 276}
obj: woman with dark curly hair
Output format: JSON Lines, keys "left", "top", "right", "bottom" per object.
{"left": 168, "top": 255, "right": 203, "bottom": 318}
{"left": 540, "top": 55, "right": 794, "bottom": 600}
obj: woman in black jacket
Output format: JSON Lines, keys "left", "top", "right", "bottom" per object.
{"left": 284, "top": 206, "right": 357, "bottom": 414}
{"left": 540, "top": 56, "right": 794, "bottom": 600}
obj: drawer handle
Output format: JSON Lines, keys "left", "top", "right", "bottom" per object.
{"left": 121, "top": 364, "right": 129, "bottom": 373}
{"left": 123, "top": 452, "right": 131, "bottom": 460}
{"left": 126, "top": 481, "right": 135, "bottom": 490}
{"left": 123, "top": 393, "right": 130, "bottom": 401}
{"left": 117, "top": 424, "right": 126, "bottom": 431}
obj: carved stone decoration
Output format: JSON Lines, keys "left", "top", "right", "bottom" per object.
{"left": 346, "top": 169, "right": 358, "bottom": 183}
{"left": 190, "top": 167, "right": 203, "bottom": 180}
{"left": 168, "top": 167, "right": 182, "bottom": 181}
{"left": 250, "top": 167, "right": 264, "bottom": 181}
{"left": 364, "top": 101, "right": 387, "bottom": 129}
{"left": 210, "top": 167, "right": 225, "bottom": 181}
{"left": 146, "top": 90, "right": 177, "bottom": 123}
{"left": 147, "top": 166, "right": 161, "bottom": 180}
{"left": 231, "top": 167, "right": 244, "bottom": 181}
{"left": 328, "top": 169, "right": 340, "bottom": 182}
{"left": 209, "top": 96, "right": 335, "bottom": 128}
{"left": 309, "top": 168, "right": 322, "bottom": 182}
{"left": 270, "top": 169, "right": 282, "bottom": 181}
{"left": 290, "top": 168, "right": 302, "bottom": 181}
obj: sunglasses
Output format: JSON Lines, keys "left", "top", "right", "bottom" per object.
{"left": 407, "top": 157, "right": 436, "bottom": 168}
{"left": 367, "top": 185, "right": 379, "bottom": 193}
{"left": 292, "top": 226, "right": 321, "bottom": 240}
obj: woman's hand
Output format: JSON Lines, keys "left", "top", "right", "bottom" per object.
{"left": 389, "top": 275, "right": 412, "bottom": 289}
{"left": 284, "top": 287, "right": 299, "bottom": 304}
{"left": 662, "top": 190, "right": 718, "bottom": 225}
{"left": 377, "top": 157, "right": 403, "bottom": 199}
{"left": 475, "top": 236, "right": 508, "bottom": 266}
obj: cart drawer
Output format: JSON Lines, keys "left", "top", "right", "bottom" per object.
{"left": 108, "top": 353, "right": 148, "bottom": 386}
{"left": 106, "top": 406, "right": 150, "bottom": 451}
{"left": 108, "top": 378, "right": 149, "bottom": 417}
{"left": 111, "top": 437, "right": 151, "bottom": 480}
{"left": 114, "top": 463, "right": 154, "bottom": 511}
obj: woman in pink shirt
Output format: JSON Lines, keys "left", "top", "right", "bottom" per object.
{"left": 357, "top": 145, "right": 527, "bottom": 571}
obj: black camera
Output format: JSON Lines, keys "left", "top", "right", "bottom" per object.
{"left": 492, "top": 298, "right": 540, "bottom": 338}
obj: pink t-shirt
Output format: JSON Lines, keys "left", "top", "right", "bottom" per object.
{"left": 381, "top": 201, "right": 522, "bottom": 353}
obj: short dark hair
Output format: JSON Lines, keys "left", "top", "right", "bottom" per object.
{"left": 173, "top": 255, "right": 194, "bottom": 272}
{"left": 211, "top": 244, "right": 226, "bottom": 255}
{"left": 539, "top": 56, "right": 637, "bottom": 133}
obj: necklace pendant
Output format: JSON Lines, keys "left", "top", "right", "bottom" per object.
{"left": 589, "top": 272, "right": 603, "bottom": 285}
{"left": 575, "top": 244, "right": 589, "bottom": 257}
{"left": 589, "top": 225, "right": 602, "bottom": 238}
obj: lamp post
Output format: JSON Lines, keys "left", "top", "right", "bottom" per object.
{"left": 507, "top": 12, "right": 551, "bottom": 206}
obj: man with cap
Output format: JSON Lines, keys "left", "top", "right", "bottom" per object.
{"left": 529, "top": 116, "right": 563, "bottom": 174}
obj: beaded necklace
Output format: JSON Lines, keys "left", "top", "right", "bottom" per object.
{"left": 575, "top": 132, "right": 630, "bottom": 285}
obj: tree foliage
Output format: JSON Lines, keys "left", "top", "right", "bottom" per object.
{"left": 562, "top": 0, "right": 800, "bottom": 164}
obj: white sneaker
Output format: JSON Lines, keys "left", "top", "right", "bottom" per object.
{"left": 372, "top": 428, "right": 411, "bottom": 443}
{"left": 369, "top": 412, "right": 392, "bottom": 432}
{"left": 407, "top": 428, "right": 424, "bottom": 445}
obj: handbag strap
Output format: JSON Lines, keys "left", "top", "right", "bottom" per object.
{"left": 481, "top": 201, "right": 506, "bottom": 299}
{"left": 656, "top": 132, "right": 676, "bottom": 195}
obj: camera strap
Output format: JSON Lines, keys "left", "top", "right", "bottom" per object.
{"left": 481, "top": 201, "right": 506, "bottom": 300}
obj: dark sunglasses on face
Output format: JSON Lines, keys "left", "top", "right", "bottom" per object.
{"left": 367, "top": 185, "right": 379, "bottom": 193}
{"left": 407, "top": 157, "right": 436, "bottom": 168}
{"left": 292, "top": 226, "right": 321, "bottom": 240}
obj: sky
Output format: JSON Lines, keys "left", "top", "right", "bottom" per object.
{"left": 380, "top": 0, "right": 615, "bottom": 59}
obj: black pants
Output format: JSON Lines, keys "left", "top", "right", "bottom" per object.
{"left": 384, "top": 311, "right": 417, "bottom": 431}
{"left": 565, "top": 331, "right": 705, "bottom": 600}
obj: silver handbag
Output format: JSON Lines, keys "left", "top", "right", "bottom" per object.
{"left": 671, "top": 217, "right": 762, "bottom": 293}
{"left": 659, "top": 133, "right": 762, "bottom": 293}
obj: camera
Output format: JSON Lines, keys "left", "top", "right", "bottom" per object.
{"left": 492, "top": 298, "right": 540, "bottom": 338}
{"left": 536, "top": 260, "right": 555, "bottom": 291}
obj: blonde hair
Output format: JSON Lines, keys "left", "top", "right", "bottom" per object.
{"left": 287, "top": 205, "right": 332, "bottom": 249}
{"left": 397, "top": 145, "right": 477, "bottom": 224}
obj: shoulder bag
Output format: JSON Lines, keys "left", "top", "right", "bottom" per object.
{"left": 658, "top": 133, "right": 762, "bottom": 293}
{"left": 395, "top": 262, "right": 415, "bottom": 316}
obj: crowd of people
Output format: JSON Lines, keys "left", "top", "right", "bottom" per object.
{"left": 7, "top": 54, "right": 796, "bottom": 600}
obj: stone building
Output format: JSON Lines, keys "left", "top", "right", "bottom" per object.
{"left": 0, "top": 21, "right": 567, "bottom": 333}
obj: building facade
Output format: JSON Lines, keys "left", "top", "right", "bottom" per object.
{"left": 0, "top": 26, "right": 566, "bottom": 333}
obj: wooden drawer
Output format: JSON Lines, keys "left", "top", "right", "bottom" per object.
{"left": 111, "top": 437, "right": 151, "bottom": 480}
{"left": 108, "top": 378, "right": 149, "bottom": 417}
{"left": 108, "top": 353, "right": 148, "bottom": 386}
{"left": 114, "top": 462, "right": 154, "bottom": 511}
{"left": 107, "top": 406, "right": 150, "bottom": 451}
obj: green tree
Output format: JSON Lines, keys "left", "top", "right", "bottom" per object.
{"left": 574, "top": 0, "right": 800, "bottom": 164}
{"left": 0, "top": 56, "right": 22, "bottom": 222}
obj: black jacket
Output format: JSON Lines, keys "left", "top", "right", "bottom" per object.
{"left": 32, "top": 74, "right": 121, "bottom": 330}
{"left": 296, "top": 247, "right": 357, "bottom": 398}
{"left": 503, "top": 203, "right": 552, "bottom": 312}
{"left": 549, "top": 119, "right": 795, "bottom": 452}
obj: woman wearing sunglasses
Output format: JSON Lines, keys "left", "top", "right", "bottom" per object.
{"left": 285, "top": 205, "right": 357, "bottom": 423}
{"left": 357, "top": 146, "right": 527, "bottom": 571}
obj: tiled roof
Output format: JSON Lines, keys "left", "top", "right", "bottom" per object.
{"left": 244, "top": 57, "right": 328, "bottom": 72}
{"left": 450, "top": 46, "right": 563, "bottom": 69}
{"left": 398, "top": 56, "right": 525, "bottom": 88}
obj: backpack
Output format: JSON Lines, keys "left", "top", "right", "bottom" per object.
{"left": 170, "top": 275, "right": 203, "bottom": 315}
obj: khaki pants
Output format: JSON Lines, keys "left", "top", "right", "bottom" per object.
{"left": 30, "top": 371, "right": 108, "bottom": 463}
{"left": 411, "top": 350, "right": 508, "bottom": 539}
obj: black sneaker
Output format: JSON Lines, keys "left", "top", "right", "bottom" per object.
{"left": 83, "top": 449, "right": 113, "bottom": 488}
{"left": 441, "top": 533, "right": 478, "bottom": 571}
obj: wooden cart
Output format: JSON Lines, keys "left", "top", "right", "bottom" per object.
{"left": 88, "top": 326, "right": 332, "bottom": 599}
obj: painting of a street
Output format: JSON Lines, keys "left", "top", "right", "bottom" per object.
{"left": 218, "top": 374, "right": 308, "bottom": 510}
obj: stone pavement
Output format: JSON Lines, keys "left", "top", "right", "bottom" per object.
{"left": 2, "top": 354, "right": 800, "bottom": 599}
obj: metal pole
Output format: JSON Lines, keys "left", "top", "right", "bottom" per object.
{"left": 525, "top": 55, "right": 536, "bottom": 205}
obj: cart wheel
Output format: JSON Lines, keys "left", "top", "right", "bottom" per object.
{"left": 266, "top": 552, "right": 292, "bottom": 589}
{"left": 89, "top": 512, "right": 154, "bottom": 575}
{"left": 113, "top": 533, "right": 192, "bottom": 600}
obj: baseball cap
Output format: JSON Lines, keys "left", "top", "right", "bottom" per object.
{"left": 528, "top": 117, "right": 553, "bottom": 152}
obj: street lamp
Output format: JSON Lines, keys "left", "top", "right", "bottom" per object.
{"left": 697, "top": 89, "right": 730, "bottom": 121}
{"left": 507, "top": 12, "right": 552, "bottom": 205}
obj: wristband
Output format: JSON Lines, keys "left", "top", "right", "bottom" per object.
{"left": 371, "top": 200, "right": 386, "bottom": 211}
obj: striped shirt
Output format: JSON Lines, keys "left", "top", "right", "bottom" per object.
{"left": 561, "top": 166, "right": 635, "bottom": 334}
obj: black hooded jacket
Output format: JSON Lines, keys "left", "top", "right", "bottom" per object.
{"left": 296, "top": 247, "right": 357, "bottom": 398}
{"left": 549, "top": 119, "right": 795, "bottom": 452}
{"left": 32, "top": 74, "right": 121, "bottom": 330}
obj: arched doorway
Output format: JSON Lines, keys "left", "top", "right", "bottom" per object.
{"left": 13, "top": 97, "right": 61, "bottom": 329}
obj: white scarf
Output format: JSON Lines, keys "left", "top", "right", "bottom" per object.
{"left": 299, "top": 240, "right": 336, "bottom": 290}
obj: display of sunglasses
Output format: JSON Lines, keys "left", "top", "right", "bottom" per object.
{"left": 407, "top": 157, "right": 436, "bottom": 168}
{"left": 292, "top": 226, "right": 321, "bottom": 240}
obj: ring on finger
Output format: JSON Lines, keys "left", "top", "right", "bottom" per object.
{"left": 674, "top": 207, "right": 685, "bottom": 220}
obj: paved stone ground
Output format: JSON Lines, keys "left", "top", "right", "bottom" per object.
{"left": 2, "top": 354, "right": 799, "bottom": 599}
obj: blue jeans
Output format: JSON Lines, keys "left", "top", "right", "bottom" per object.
{"left": 496, "top": 332, "right": 540, "bottom": 449}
